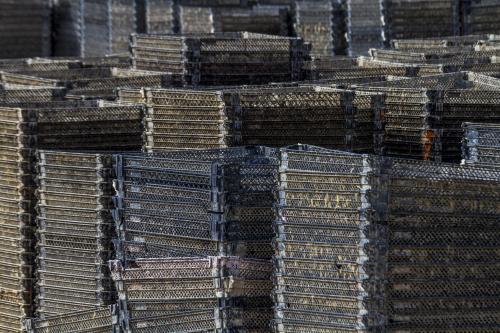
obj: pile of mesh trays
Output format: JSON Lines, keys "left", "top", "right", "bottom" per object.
{"left": 111, "top": 148, "right": 278, "bottom": 332}
{"left": 356, "top": 71, "right": 500, "bottom": 162}
{"left": 53, "top": 0, "right": 136, "bottom": 57}
{"left": 391, "top": 33, "right": 495, "bottom": 51}
{"left": 272, "top": 144, "right": 500, "bottom": 331}
{"left": 0, "top": 105, "right": 37, "bottom": 333}
{"left": 384, "top": 0, "right": 460, "bottom": 40}
{"left": 463, "top": 122, "right": 500, "bottom": 168}
{"left": 384, "top": 157, "right": 500, "bottom": 331}
{"left": 139, "top": 0, "right": 176, "bottom": 34}
{"left": 0, "top": 0, "right": 51, "bottom": 59}
{"left": 130, "top": 32, "right": 310, "bottom": 86}
{"left": 213, "top": 5, "right": 289, "bottom": 36}
{"left": 272, "top": 145, "right": 387, "bottom": 332}
{"left": 0, "top": 72, "right": 59, "bottom": 89}
{"left": 293, "top": 0, "right": 334, "bottom": 57}
{"left": 0, "top": 84, "right": 66, "bottom": 105}
{"left": 462, "top": 0, "right": 500, "bottom": 35}
{"left": 118, "top": 85, "right": 384, "bottom": 153}
{"left": 346, "top": 0, "right": 385, "bottom": 56}
{"left": 178, "top": 5, "right": 215, "bottom": 33}
{"left": 35, "top": 151, "right": 117, "bottom": 317}
{"left": 24, "top": 308, "right": 113, "bottom": 333}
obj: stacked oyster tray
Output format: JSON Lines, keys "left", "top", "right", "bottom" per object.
{"left": 462, "top": 0, "right": 500, "bottom": 35}
{"left": 24, "top": 308, "right": 113, "bottom": 333}
{"left": 130, "top": 32, "right": 310, "bottom": 86}
{"left": 141, "top": 0, "right": 175, "bottom": 34}
{"left": 35, "top": 151, "right": 116, "bottom": 317}
{"left": 346, "top": 0, "right": 385, "bottom": 56}
{"left": 462, "top": 122, "right": 500, "bottom": 168}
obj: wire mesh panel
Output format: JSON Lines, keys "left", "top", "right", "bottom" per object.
{"left": 179, "top": 6, "right": 215, "bottom": 33}
{"left": 385, "top": 158, "right": 500, "bottom": 331}
{"left": 346, "top": 0, "right": 385, "bottom": 56}
{"left": 272, "top": 145, "right": 388, "bottom": 332}
{"left": 0, "top": 0, "right": 51, "bottom": 59}
{"left": 110, "top": 256, "right": 273, "bottom": 333}
{"left": 24, "top": 307, "right": 113, "bottom": 333}
{"left": 293, "top": 0, "right": 334, "bottom": 57}
{"left": 143, "top": 0, "right": 176, "bottom": 34}
{"left": 225, "top": 86, "right": 385, "bottom": 154}
{"left": 357, "top": 71, "right": 500, "bottom": 162}
{"left": 35, "top": 151, "right": 117, "bottom": 318}
{"left": 462, "top": 0, "right": 500, "bottom": 35}
{"left": 0, "top": 107, "right": 37, "bottom": 333}
{"left": 463, "top": 122, "right": 500, "bottom": 168}
{"left": 391, "top": 34, "right": 493, "bottom": 50}
{"left": 384, "top": 0, "right": 460, "bottom": 41}
{"left": 130, "top": 32, "right": 310, "bottom": 86}
{"left": 0, "top": 85, "right": 66, "bottom": 105}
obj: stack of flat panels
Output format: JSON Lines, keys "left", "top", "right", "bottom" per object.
{"left": 0, "top": 0, "right": 51, "bottom": 59}
{"left": 24, "top": 308, "right": 113, "bottom": 333}
{"left": 384, "top": 0, "right": 460, "bottom": 40}
{"left": 225, "top": 86, "right": 385, "bottom": 153}
{"left": 385, "top": 158, "right": 500, "bottom": 331}
{"left": 293, "top": 0, "right": 334, "bottom": 57}
{"left": 0, "top": 85, "right": 66, "bottom": 105}
{"left": 357, "top": 72, "right": 500, "bottom": 162}
{"left": 110, "top": 257, "right": 273, "bottom": 333}
{"left": 35, "top": 152, "right": 116, "bottom": 317}
{"left": 130, "top": 32, "right": 309, "bottom": 86}
{"left": 118, "top": 88, "right": 231, "bottom": 151}
{"left": 272, "top": 145, "right": 387, "bottom": 332}
{"left": 0, "top": 107, "right": 37, "bottom": 333}
{"left": 462, "top": 0, "right": 500, "bottom": 35}
{"left": 178, "top": 6, "right": 215, "bottom": 33}
{"left": 463, "top": 122, "right": 500, "bottom": 168}
{"left": 346, "top": 0, "right": 385, "bottom": 56}
{"left": 54, "top": 0, "right": 136, "bottom": 57}
{"left": 142, "top": 0, "right": 176, "bottom": 33}
{"left": 213, "top": 5, "right": 289, "bottom": 36}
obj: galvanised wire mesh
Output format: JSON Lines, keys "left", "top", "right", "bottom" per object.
{"left": 272, "top": 144, "right": 388, "bottom": 332}
{"left": 385, "top": 157, "right": 500, "bottom": 331}
{"left": 0, "top": 85, "right": 66, "bottom": 105}
{"left": 225, "top": 86, "right": 385, "bottom": 154}
{"left": 130, "top": 32, "right": 310, "bottom": 86}
{"left": 0, "top": 72, "right": 59, "bottom": 89}
{"left": 0, "top": 106, "right": 37, "bottom": 333}
{"left": 293, "top": 0, "right": 334, "bottom": 57}
{"left": 463, "top": 122, "right": 500, "bottom": 168}
{"left": 356, "top": 71, "right": 500, "bottom": 162}
{"left": 24, "top": 307, "right": 113, "bottom": 333}
{"left": 462, "top": 0, "right": 500, "bottom": 35}
{"left": 346, "top": 0, "right": 385, "bottom": 56}
{"left": 142, "top": 0, "right": 176, "bottom": 34}
{"left": 391, "top": 34, "right": 494, "bottom": 50}
{"left": 178, "top": 6, "right": 215, "bottom": 34}
{"left": 0, "top": 0, "right": 51, "bottom": 59}
{"left": 35, "top": 151, "right": 117, "bottom": 318}
{"left": 110, "top": 256, "right": 273, "bottom": 333}
{"left": 384, "top": 0, "right": 460, "bottom": 41}
{"left": 53, "top": 0, "right": 136, "bottom": 57}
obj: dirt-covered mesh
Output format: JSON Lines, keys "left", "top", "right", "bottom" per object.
{"left": 143, "top": 0, "right": 175, "bottom": 34}
{"left": 346, "top": 0, "right": 385, "bottom": 56}
{"left": 130, "top": 32, "right": 310, "bottom": 86}
{"left": 463, "top": 122, "right": 500, "bottom": 168}
{"left": 35, "top": 151, "right": 117, "bottom": 319}
{"left": 356, "top": 71, "right": 500, "bottom": 162}
{"left": 462, "top": 0, "right": 500, "bottom": 36}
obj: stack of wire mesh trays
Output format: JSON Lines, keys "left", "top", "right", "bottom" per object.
{"left": 391, "top": 34, "right": 493, "bottom": 50}
{"left": 117, "top": 88, "right": 231, "bottom": 151}
{"left": 53, "top": 0, "right": 136, "bottom": 57}
{"left": 272, "top": 145, "right": 388, "bottom": 332}
{"left": 24, "top": 308, "right": 113, "bottom": 333}
{"left": 293, "top": 0, "right": 334, "bottom": 57}
{"left": 356, "top": 71, "right": 500, "bottom": 162}
{"left": 463, "top": 122, "right": 500, "bottom": 168}
{"left": 224, "top": 85, "right": 385, "bottom": 154}
{"left": 130, "top": 32, "right": 310, "bottom": 86}
{"left": 384, "top": 0, "right": 460, "bottom": 40}
{"left": 0, "top": 106, "right": 37, "bottom": 333}
{"left": 0, "top": 0, "right": 51, "bottom": 59}
{"left": 357, "top": 57, "right": 445, "bottom": 77}
{"left": 0, "top": 85, "right": 66, "bottom": 105}
{"left": 0, "top": 72, "right": 59, "bottom": 89}
{"left": 33, "top": 102, "right": 146, "bottom": 151}
{"left": 140, "top": 0, "right": 176, "bottom": 34}
{"left": 35, "top": 151, "right": 117, "bottom": 318}
{"left": 110, "top": 256, "right": 273, "bottom": 333}
{"left": 385, "top": 158, "right": 500, "bottom": 331}
{"left": 213, "top": 5, "right": 290, "bottom": 36}
{"left": 178, "top": 6, "right": 215, "bottom": 33}
{"left": 112, "top": 147, "right": 276, "bottom": 260}
{"left": 346, "top": 0, "right": 385, "bottom": 56}
{"left": 462, "top": 0, "right": 500, "bottom": 35}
